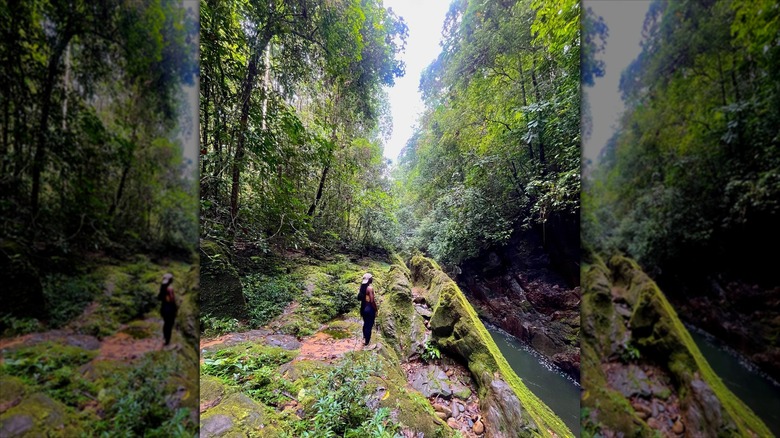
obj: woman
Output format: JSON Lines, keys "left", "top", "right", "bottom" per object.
{"left": 158, "top": 273, "right": 177, "bottom": 346}
{"left": 358, "top": 273, "right": 378, "bottom": 347}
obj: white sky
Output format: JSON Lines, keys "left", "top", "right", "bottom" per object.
{"left": 582, "top": 0, "right": 651, "bottom": 169}
{"left": 180, "top": 0, "right": 199, "bottom": 178}
{"left": 382, "top": 0, "right": 451, "bottom": 163}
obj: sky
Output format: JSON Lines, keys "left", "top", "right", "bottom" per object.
{"left": 582, "top": 0, "right": 652, "bottom": 169}
{"left": 180, "top": 0, "right": 200, "bottom": 177}
{"left": 382, "top": 0, "right": 452, "bottom": 163}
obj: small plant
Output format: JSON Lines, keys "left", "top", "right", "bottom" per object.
{"left": 292, "top": 354, "right": 399, "bottom": 437}
{"left": 421, "top": 341, "right": 441, "bottom": 363}
{"left": 619, "top": 341, "right": 641, "bottom": 362}
{"left": 201, "top": 315, "right": 240, "bottom": 338}
{"left": 0, "top": 315, "right": 42, "bottom": 337}
{"left": 243, "top": 274, "right": 298, "bottom": 327}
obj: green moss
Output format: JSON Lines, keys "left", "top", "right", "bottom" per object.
{"left": 410, "top": 256, "right": 572, "bottom": 438}
{"left": 0, "top": 392, "right": 86, "bottom": 437}
{"left": 582, "top": 254, "right": 773, "bottom": 437}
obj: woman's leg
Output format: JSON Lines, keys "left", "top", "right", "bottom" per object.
{"left": 163, "top": 312, "right": 174, "bottom": 345}
{"left": 363, "top": 311, "right": 375, "bottom": 345}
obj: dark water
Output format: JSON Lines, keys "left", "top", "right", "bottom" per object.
{"left": 687, "top": 326, "right": 780, "bottom": 436}
{"left": 485, "top": 324, "right": 580, "bottom": 436}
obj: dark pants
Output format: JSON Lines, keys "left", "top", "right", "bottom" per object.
{"left": 361, "top": 308, "right": 375, "bottom": 345}
{"left": 161, "top": 304, "right": 177, "bottom": 345}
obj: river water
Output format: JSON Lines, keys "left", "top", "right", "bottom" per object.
{"left": 485, "top": 324, "right": 581, "bottom": 436}
{"left": 687, "top": 326, "right": 780, "bottom": 436}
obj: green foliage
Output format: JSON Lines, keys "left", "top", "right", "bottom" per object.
{"left": 586, "top": 0, "right": 780, "bottom": 287}
{"left": 42, "top": 273, "right": 102, "bottom": 328}
{"left": 421, "top": 341, "right": 442, "bottom": 363}
{"left": 243, "top": 274, "right": 299, "bottom": 327}
{"left": 201, "top": 315, "right": 241, "bottom": 338}
{"left": 619, "top": 341, "right": 641, "bottom": 363}
{"left": 199, "top": 0, "right": 406, "bottom": 253}
{"left": 0, "top": 315, "right": 43, "bottom": 337}
{"left": 94, "top": 353, "right": 196, "bottom": 436}
{"left": 290, "top": 354, "right": 400, "bottom": 437}
{"left": 396, "top": 0, "right": 581, "bottom": 264}
{"left": 1, "top": 342, "right": 96, "bottom": 383}
{"left": 0, "top": 0, "right": 197, "bottom": 256}
{"left": 201, "top": 343, "right": 297, "bottom": 407}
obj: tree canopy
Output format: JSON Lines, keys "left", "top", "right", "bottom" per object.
{"left": 1, "top": 0, "right": 198, "bottom": 257}
{"left": 584, "top": 0, "right": 780, "bottom": 287}
{"left": 199, "top": 0, "right": 407, "bottom": 253}
{"left": 395, "top": 0, "right": 582, "bottom": 267}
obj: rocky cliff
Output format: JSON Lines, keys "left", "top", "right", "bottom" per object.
{"left": 581, "top": 254, "right": 771, "bottom": 437}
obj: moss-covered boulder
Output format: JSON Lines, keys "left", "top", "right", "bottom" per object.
{"left": 410, "top": 255, "right": 572, "bottom": 438}
{"left": 200, "top": 239, "right": 248, "bottom": 320}
{"left": 377, "top": 264, "right": 429, "bottom": 360}
{"left": 0, "top": 389, "right": 83, "bottom": 437}
{"left": 581, "top": 254, "right": 772, "bottom": 437}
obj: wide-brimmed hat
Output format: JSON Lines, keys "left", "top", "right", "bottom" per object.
{"left": 361, "top": 273, "right": 373, "bottom": 284}
{"left": 162, "top": 273, "right": 174, "bottom": 284}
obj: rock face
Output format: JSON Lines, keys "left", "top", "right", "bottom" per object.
{"left": 455, "top": 231, "right": 580, "bottom": 380}
{"left": 199, "top": 239, "right": 248, "bottom": 320}
{"left": 407, "top": 256, "right": 573, "bottom": 438}
{"left": 581, "top": 254, "right": 772, "bottom": 437}
{"left": 671, "top": 279, "right": 780, "bottom": 382}
{"left": 376, "top": 265, "right": 429, "bottom": 360}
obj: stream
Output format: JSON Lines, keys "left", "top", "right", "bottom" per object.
{"left": 687, "top": 326, "right": 780, "bottom": 436}
{"left": 485, "top": 324, "right": 580, "bottom": 436}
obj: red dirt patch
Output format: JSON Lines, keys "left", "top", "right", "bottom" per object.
{"left": 295, "top": 331, "right": 363, "bottom": 363}
{"left": 95, "top": 332, "right": 162, "bottom": 361}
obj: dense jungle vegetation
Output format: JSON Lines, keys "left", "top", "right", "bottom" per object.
{"left": 584, "top": 0, "right": 780, "bottom": 289}
{"left": 199, "top": 0, "right": 581, "bottom": 435}
{"left": 200, "top": 0, "right": 580, "bottom": 269}
{"left": 0, "top": 1, "right": 200, "bottom": 435}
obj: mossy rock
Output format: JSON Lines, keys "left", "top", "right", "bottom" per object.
{"left": 200, "top": 393, "right": 265, "bottom": 437}
{"left": 409, "top": 256, "right": 573, "bottom": 438}
{"left": 0, "top": 392, "right": 83, "bottom": 437}
{"left": 377, "top": 265, "right": 428, "bottom": 359}
{"left": 581, "top": 253, "right": 772, "bottom": 437}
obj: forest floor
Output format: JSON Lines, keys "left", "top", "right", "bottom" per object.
{"left": 0, "top": 256, "right": 199, "bottom": 437}
{"left": 199, "top": 254, "right": 488, "bottom": 437}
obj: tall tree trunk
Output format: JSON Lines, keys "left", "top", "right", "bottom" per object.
{"left": 530, "top": 54, "right": 546, "bottom": 171}
{"left": 31, "top": 33, "right": 73, "bottom": 218}
{"left": 307, "top": 159, "right": 330, "bottom": 218}
{"left": 230, "top": 34, "right": 271, "bottom": 222}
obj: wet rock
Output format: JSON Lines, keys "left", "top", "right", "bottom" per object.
{"left": 672, "top": 418, "right": 684, "bottom": 434}
{"left": 264, "top": 334, "right": 301, "bottom": 350}
{"left": 200, "top": 414, "right": 233, "bottom": 437}
{"left": 447, "top": 417, "right": 459, "bottom": 429}
{"left": 610, "top": 364, "right": 652, "bottom": 398}
{"left": 646, "top": 417, "right": 663, "bottom": 430}
{"left": 409, "top": 365, "right": 452, "bottom": 398}
{"left": 433, "top": 403, "right": 452, "bottom": 418}
{"left": 615, "top": 304, "right": 632, "bottom": 318}
{"left": 414, "top": 305, "right": 432, "bottom": 319}
{"left": 0, "top": 414, "right": 34, "bottom": 437}
{"left": 435, "top": 412, "right": 447, "bottom": 420}
{"left": 473, "top": 419, "right": 484, "bottom": 434}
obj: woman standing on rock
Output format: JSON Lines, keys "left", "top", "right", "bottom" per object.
{"left": 358, "top": 273, "right": 378, "bottom": 347}
{"left": 158, "top": 273, "right": 177, "bottom": 347}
